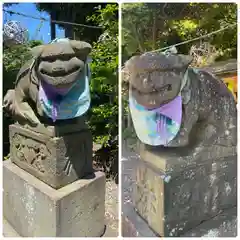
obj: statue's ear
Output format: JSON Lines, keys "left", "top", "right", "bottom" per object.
{"left": 70, "top": 40, "right": 92, "bottom": 58}
{"left": 125, "top": 55, "right": 140, "bottom": 71}
{"left": 31, "top": 45, "right": 44, "bottom": 58}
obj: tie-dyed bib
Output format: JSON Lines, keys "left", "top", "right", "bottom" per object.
{"left": 129, "top": 93, "right": 182, "bottom": 146}
{"left": 39, "top": 75, "right": 90, "bottom": 121}
{"left": 129, "top": 70, "right": 188, "bottom": 146}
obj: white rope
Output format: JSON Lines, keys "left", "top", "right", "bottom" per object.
{"left": 147, "top": 23, "right": 237, "bottom": 53}
{"left": 3, "top": 9, "right": 103, "bottom": 29}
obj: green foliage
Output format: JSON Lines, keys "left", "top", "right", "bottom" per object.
{"left": 4, "top": 154, "right": 10, "bottom": 161}
{"left": 87, "top": 4, "right": 118, "bottom": 145}
{"left": 3, "top": 40, "right": 43, "bottom": 91}
{"left": 122, "top": 3, "right": 237, "bottom": 60}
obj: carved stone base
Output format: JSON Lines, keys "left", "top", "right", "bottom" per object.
{"left": 3, "top": 160, "right": 106, "bottom": 237}
{"left": 9, "top": 124, "right": 93, "bottom": 189}
{"left": 132, "top": 144, "right": 237, "bottom": 236}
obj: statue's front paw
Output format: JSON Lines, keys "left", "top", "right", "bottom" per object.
{"left": 3, "top": 89, "right": 15, "bottom": 110}
{"left": 168, "top": 135, "right": 189, "bottom": 147}
{"left": 22, "top": 112, "right": 40, "bottom": 127}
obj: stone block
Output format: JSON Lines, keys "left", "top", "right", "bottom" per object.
{"left": 3, "top": 160, "right": 105, "bottom": 237}
{"left": 9, "top": 124, "right": 93, "bottom": 189}
{"left": 138, "top": 142, "right": 237, "bottom": 177}
{"left": 122, "top": 205, "right": 237, "bottom": 237}
{"left": 122, "top": 204, "right": 158, "bottom": 237}
{"left": 132, "top": 144, "right": 237, "bottom": 237}
{"left": 3, "top": 218, "right": 20, "bottom": 237}
{"left": 182, "top": 207, "right": 237, "bottom": 237}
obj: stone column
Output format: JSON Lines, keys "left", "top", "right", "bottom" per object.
{"left": 3, "top": 121, "right": 106, "bottom": 237}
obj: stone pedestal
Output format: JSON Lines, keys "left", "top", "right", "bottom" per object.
{"left": 3, "top": 123, "right": 106, "bottom": 237}
{"left": 9, "top": 124, "right": 93, "bottom": 189}
{"left": 132, "top": 143, "right": 237, "bottom": 237}
{"left": 182, "top": 207, "right": 237, "bottom": 237}
{"left": 3, "top": 160, "right": 106, "bottom": 237}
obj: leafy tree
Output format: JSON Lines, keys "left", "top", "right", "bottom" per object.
{"left": 3, "top": 40, "right": 43, "bottom": 93}
{"left": 122, "top": 3, "right": 237, "bottom": 61}
{"left": 87, "top": 3, "right": 118, "bottom": 145}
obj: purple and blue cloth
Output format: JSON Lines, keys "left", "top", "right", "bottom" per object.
{"left": 129, "top": 93, "right": 182, "bottom": 146}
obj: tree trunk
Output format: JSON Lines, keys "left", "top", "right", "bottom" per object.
{"left": 65, "top": 27, "right": 73, "bottom": 39}
{"left": 65, "top": 4, "right": 76, "bottom": 39}
{"left": 50, "top": 11, "right": 56, "bottom": 40}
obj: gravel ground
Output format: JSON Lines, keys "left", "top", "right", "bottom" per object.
{"left": 104, "top": 180, "right": 119, "bottom": 237}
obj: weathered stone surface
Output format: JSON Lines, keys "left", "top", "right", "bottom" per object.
{"left": 182, "top": 207, "right": 237, "bottom": 237}
{"left": 133, "top": 155, "right": 237, "bottom": 237}
{"left": 122, "top": 152, "right": 237, "bottom": 237}
{"left": 3, "top": 218, "right": 20, "bottom": 237}
{"left": 23, "top": 116, "right": 89, "bottom": 137}
{"left": 3, "top": 181, "right": 119, "bottom": 238}
{"left": 3, "top": 160, "right": 105, "bottom": 237}
{"left": 122, "top": 204, "right": 237, "bottom": 237}
{"left": 122, "top": 204, "right": 158, "bottom": 237}
{"left": 9, "top": 124, "right": 93, "bottom": 189}
{"left": 138, "top": 142, "right": 237, "bottom": 177}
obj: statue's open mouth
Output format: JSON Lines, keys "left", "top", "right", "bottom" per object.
{"left": 40, "top": 65, "right": 80, "bottom": 78}
{"left": 133, "top": 84, "right": 172, "bottom": 95}
{"left": 157, "top": 84, "right": 172, "bottom": 92}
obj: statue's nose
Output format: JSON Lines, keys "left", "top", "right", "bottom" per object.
{"left": 143, "top": 77, "right": 154, "bottom": 88}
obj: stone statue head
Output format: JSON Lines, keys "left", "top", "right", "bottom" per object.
{"left": 31, "top": 39, "right": 92, "bottom": 96}
{"left": 125, "top": 52, "right": 193, "bottom": 108}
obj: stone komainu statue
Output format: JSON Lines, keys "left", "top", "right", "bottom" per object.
{"left": 3, "top": 38, "right": 94, "bottom": 188}
{"left": 3, "top": 39, "right": 106, "bottom": 237}
{"left": 123, "top": 51, "right": 237, "bottom": 237}
{"left": 125, "top": 51, "right": 237, "bottom": 156}
{"left": 3, "top": 38, "right": 92, "bottom": 126}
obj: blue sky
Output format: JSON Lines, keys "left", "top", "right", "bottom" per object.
{"left": 3, "top": 3, "right": 65, "bottom": 43}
